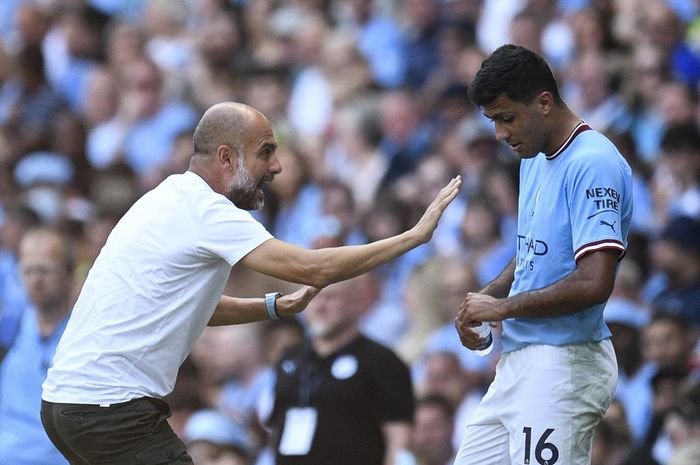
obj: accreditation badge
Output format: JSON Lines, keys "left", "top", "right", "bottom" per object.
{"left": 279, "top": 406, "right": 318, "bottom": 455}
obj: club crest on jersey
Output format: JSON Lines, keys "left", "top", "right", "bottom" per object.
{"left": 585, "top": 186, "right": 620, "bottom": 219}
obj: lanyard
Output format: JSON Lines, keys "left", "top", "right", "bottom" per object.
{"left": 299, "top": 341, "right": 324, "bottom": 406}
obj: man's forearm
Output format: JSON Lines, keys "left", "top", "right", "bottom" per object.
{"left": 208, "top": 296, "right": 267, "bottom": 325}
{"left": 480, "top": 257, "right": 515, "bottom": 298}
{"left": 496, "top": 250, "right": 617, "bottom": 319}
{"left": 312, "top": 231, "right": 423, "bottom": 286}
{"left": 209, "top": 286, "right": 320, "bottom": 325}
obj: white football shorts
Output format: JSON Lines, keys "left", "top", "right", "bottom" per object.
{"left": 454, "top": 339, "right": 617, "bottom": 465}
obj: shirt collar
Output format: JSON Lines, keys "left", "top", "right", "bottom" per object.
{"left": 546, "top": 122, "right": 591, "bottom": 160}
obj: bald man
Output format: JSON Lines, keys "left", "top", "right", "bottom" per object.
{"left": 40, "top": 102, "right": 461, "bottom": 465}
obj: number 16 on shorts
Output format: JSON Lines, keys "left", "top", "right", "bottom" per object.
{"left": 522, "top": 427, "right": 559, "bottom": 465}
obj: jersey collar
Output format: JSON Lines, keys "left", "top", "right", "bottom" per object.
{"left": 545, "top": 122, "right": 591, "bottom": 160}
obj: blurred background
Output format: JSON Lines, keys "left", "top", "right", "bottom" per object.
{"left": 0, "top": 1, "right": 699, "bottom": 464}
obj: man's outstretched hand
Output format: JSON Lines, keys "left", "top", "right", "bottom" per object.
{"left": 412, "top": 176, "right": 462, "bottom": 244}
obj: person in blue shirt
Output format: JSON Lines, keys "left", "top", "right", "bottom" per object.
{"left": 454, "top": 44, "right": 633, "bottom": 465}
{"left": 0, "top": 226, "right": 73, "bottom": 465}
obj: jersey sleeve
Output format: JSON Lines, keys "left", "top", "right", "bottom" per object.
{"left": 566, "top": 152, "right": 629, "bottom": 262}
{"left": 197, "top": 199, "right": 273, "bottom": 266}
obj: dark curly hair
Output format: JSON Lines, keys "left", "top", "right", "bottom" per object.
{"left": 468, "top": 44, "right": 562, "bottom": 107}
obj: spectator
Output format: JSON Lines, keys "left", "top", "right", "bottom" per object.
{"left": 378, "top": 89, "right": 434, "bottom": 186}
{"left": 564, "top": 49, "right": 633, "bottom": 133}
{"left": 637, "top": 0, "right": 700, "bottom": 89}
{"left": 46, "top": 4, "right": 109, "bottom": 112}
{"left": 103, "top": 20, "right": 146, "bottom": 72}
{"left": 642, "top": 313, "right": 697, "bottom": 372}
{"left": 394, "top": 258, "right": 443, "bottom": 364}
{"left": 418, "top": 350, "right": 484, "bottom": 452}
{"left": 0, "top": 44, "right": 66, "bottom": 154}
{"left": 0, "top": 227, "right": 73, "bottom": 465}
{"left": 186, "top": 12, "right": 243, "bottom": 110}
{"left": 81, "top": 66, "right": 119, "bottom": 129}
{"left": 651, "top": 123, "right": 700, "bottom": 225}
{"left": 0, "top": 203, "right": 40, "bottom": 316}
{"left": 323, "top": 100, "right": 388, "bottom": 214}
{"left": 457, "top": 195, "right": 514, "bottom": 287}
{"left": 605, "top": 296, "right": 655, "bottom": 444}
{"left": 665, "top": 381, "right": 700, "bottom": 465}
{"left": 332, "top": 0, "right": 407, "bottom": 88}
{"left": 420, "top": 257, "right": 498, "bottom": 379}
{"left": 268, "top": 278, "right": 414, "bottom": 465}
{"left": 412, "top": 393, "right": 456, "bottom": 465}
{"left": 591, "top": 416, "right": 634, "bottom": 465}
{"left": 622, "top": 366, "right": 691, "bottom": 465}
{"left": 86, "top": 57, "right": 198, "bottom": 177}
{"left": 286, "top": 11, "right": 333, "bottom": 139}
{"left": 265, "top": 143, "right": 323, "bottom": 248}
{"left": 646, "top": 216, "right": 700, "bottom": 327}
{"left": 400, "top": 0, "right": 442, "bottom": 89}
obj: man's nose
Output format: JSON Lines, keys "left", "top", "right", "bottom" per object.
{"left": 494, "top": 124, "right": 509, "bottom": 142}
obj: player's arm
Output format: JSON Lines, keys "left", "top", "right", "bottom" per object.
{"left": 240, "top": 177, "right": 461, "bottom": 288}
{"left": 460, "top": 249, "right": 618, "bottom": 322}
{"left": 208, "top": 286, "right": 320, "bottom": 325}
{"left": 382, "top": 421, "right": 413, "bottom": 465}
{"left": 479, "top": 257, "right": 515, "bottom": 298}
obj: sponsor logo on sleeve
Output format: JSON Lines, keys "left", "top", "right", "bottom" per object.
{"left": 585, "top": 187, "right": 620, "bottom": 219}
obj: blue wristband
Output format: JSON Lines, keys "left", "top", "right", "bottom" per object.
{"left": 265, "top": 292, "right": 282, "bottom": 320}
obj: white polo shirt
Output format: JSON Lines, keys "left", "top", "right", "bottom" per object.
{"left": 42, "top": 171, "right": 272, "bottom": 404}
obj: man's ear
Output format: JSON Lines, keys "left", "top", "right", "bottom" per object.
{"left": 538, "top": 91, "right": 554, "bottom": 116}
{"left": 215, "top": 144, "right": 233, "bottom": 169}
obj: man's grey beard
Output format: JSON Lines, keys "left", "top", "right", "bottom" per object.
{"left": 226, "top": 151, "right": 264, "bottom": 210}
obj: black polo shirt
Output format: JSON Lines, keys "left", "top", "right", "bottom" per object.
{"left": 270, "top": 335, "right": 414, "bottom": 465}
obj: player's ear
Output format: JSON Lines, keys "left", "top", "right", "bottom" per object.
{"left": 537, "top": 91, "right": 554, "bottom": 116}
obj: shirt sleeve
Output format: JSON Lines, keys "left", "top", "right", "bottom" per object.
{"left": 566, "top": 152, "right": 628, "bottom": 262}
{"left": 196, "top": 199, "right": 273, "bottom": 266}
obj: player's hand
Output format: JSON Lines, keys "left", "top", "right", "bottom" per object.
{"left": 454, "top": 292, "right": 501, "bottom": 349}
{"left": 411, "top": 176, "right": 461, "bottom": 243}
{"left": 275, "top": 286, "right": 321, "bottom": 317}
{"left": 454, "top": 318, "right": 489, "bottom": 350}
{"left": 457, "top": 292, "right": 502, "bottom": 322}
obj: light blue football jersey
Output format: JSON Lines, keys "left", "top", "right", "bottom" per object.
{"left": 502, "top": 123, "right": 633, "bottom": 353}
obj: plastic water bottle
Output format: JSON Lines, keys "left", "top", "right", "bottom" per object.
{"left": 473, "top": 322, "right": 493, "bottom": 356}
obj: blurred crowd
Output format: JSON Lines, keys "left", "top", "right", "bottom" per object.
{"left": 0, "top": 0, "right": 699, "bottom": 464}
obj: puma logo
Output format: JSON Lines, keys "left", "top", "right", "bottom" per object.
{"left": 600, "top": 220, "right": 616, "bottom": 232}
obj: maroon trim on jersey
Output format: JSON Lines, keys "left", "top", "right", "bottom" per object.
{"left": 574, "top": 239, "right": 625, "bottom": 262}
{"left": 546, "top": 122, "right": 592, "bottom": 160}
